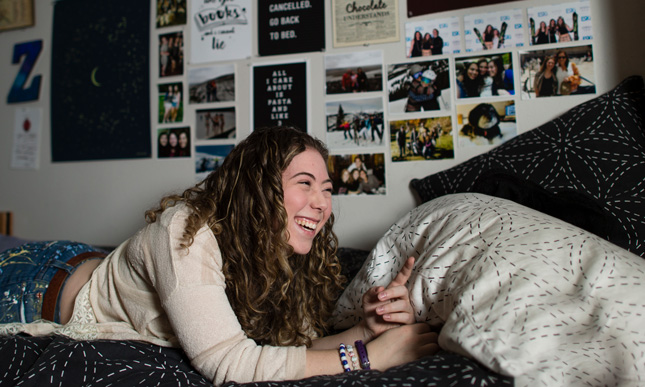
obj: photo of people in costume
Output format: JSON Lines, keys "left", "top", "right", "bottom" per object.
{"left": 387, "top": 59, "right": 451, "bottom": 114}
{"left": 389, "top": 116, "right": 454, "bottom": 162}
{"left": 520, "top": 45, "right": 595, "bottom": 99}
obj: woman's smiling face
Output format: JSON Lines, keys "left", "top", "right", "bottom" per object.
{"left": 467, "top": 63, "right": 479, "bottom": 80}
{"left": 281, "top": 148, "right": 333, "bottom": 255}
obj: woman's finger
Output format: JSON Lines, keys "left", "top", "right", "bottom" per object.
{"left": 387, "top": 257, "right": 415, "bottom": 289}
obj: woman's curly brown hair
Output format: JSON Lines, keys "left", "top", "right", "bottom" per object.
{"left": 145, "top": 126, "right": 345, "bottom": 347}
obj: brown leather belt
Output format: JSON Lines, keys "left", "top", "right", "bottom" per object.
{"left": 42, "top": 251, "right": 107, "bottom": 322}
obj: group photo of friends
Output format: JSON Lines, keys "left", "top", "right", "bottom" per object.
{"left": 328, "top": 154, "right": 386, "bottom": 196}
{"left": 463, "top": 9, "right": 524, "bottom": 52}
{"left": 157, "top": 127, "right": 191, "bottom": 158}
{"left": 528, "top": 1, "right": 593, "bottom": 46}
{"left": 325, "top": 51, "right": 383, "bottom": 95}
{"left": 325, "top": 97, "right": 385, "bottom": 150}
{"left": 455, "top": 53, "right": 515, "bottom": 99}
{"left": 389, "top": 116, "right": 454, "bottom": 162}
{"left": 158, "top": 82, "right": 183, "bottom": 123}
{"left": 405, "top": 16, "right": 461, "bottom": 58}
{"left": 520, "top": 45, "right": 595, "bottom": 99}
{"left": 156, "top": 0, "right": 186, "bottom": 28}
{"left": 158, "top": 31, "right": 184, "bottom": 77}
{"left": 387, "top": 59, "right": 451, "bottom": 114}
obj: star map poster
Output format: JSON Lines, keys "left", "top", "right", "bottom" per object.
{"left": 51, "top": 0, "right": 151, "bottom": 162}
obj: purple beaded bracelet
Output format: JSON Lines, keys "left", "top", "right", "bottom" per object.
{"left": 354, "top": 340, "right": 371, "bottom": 370}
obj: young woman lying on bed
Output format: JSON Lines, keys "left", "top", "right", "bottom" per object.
{"left": 3, "top": 126, "right": 643, "bottom": 386}
{"left": 0, "top": 126, "right": 439, "bottom": 385}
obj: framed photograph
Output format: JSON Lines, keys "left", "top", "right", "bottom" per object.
{"left": 0, "top": 0, "right": 34, "bottom": 32}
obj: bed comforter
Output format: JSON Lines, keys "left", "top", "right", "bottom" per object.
{"left": 332, "top": 193, "right": 645, "bottom": 386}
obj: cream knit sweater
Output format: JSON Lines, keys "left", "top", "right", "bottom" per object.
{"left": 89, "top": 203, "right": 307, "bottom": 384}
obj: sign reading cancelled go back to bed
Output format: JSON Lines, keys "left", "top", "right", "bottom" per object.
{"left": 257, "top": 0, "right": 325, "bottom": 56}
{"left": 252, "top": 61, "right": 308, "bottom": 132}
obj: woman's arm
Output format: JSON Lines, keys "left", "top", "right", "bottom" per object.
{"left": 306, "top": 323, "right": 439, "bottom": 376}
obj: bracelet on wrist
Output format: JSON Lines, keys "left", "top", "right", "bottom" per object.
{"left": 338, "top": 343, "right": 352, "bottom": 372}
{"left": 346, "top": 344, "right": 360, "bottom": 371}
{"left": 354, "top": 340, "right": 371, "bottom": 370}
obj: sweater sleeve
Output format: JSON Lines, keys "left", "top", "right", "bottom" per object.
{"left": 144, "top": 206, "right": 307, "bottom": 385}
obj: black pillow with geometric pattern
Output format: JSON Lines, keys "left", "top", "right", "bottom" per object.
{"left": 410, "top": 75, "right": 645, "bottom": 257}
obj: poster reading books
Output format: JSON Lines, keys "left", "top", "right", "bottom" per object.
{"left": 252, "top": 61, "right": 308, "bottom": 131}
{"left": 190, "top": 0, "right": 252, "bottom": 64}
{"left": 332, "top": 0, "right": 399, "bottom": 48}
{"left": 257, "top": 0, "right": 325, "bottom": 56}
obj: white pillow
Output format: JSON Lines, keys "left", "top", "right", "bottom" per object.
{"left": 332, "top": 193, "right": 645, "bottom": 386}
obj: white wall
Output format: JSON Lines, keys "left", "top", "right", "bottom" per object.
{"left": 1, "top": 0, "right": 644, "bottom": 249}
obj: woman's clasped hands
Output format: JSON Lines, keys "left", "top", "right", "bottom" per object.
{"left": 360, "top": 257, "right": 441, "bottom": 370}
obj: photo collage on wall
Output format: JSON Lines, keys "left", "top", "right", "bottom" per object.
{"left": 393, "top": 0, "right": 594, "bottom": 165}
{"left": 152, "top": 0, "right": 595, "bottom": 187}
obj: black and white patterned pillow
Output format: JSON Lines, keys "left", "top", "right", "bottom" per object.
{"left": 410, "top": 76, "right": 645, "bottom": 257}
{"left": 332, "top": 193, "right": 645, "bottom": 386}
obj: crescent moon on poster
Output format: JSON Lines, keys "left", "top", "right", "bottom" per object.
{"left": 90, "top": 67, "right": 101, "bottom": 87}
